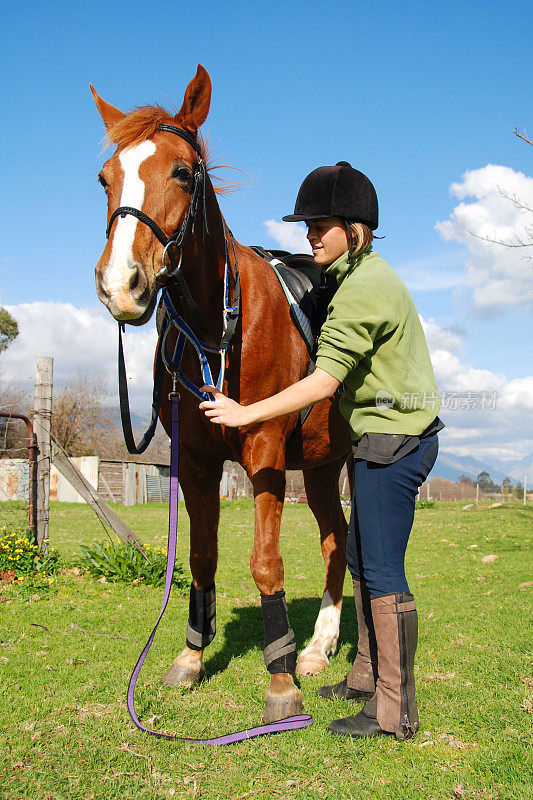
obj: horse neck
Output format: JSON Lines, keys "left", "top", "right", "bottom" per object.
{"left": 169, "top": 180, "right": 228, "bottom": 338}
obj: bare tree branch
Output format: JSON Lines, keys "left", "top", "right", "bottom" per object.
{"left": 514, "top": 127, "right": 533, "bottom": 146}
{"left": 461, "top": 223, "right": 533, "bottom": 249}
{"left": 497, "top": 186, "right": 533, "bottom": 214}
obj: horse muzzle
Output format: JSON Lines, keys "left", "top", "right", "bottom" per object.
{"left": 96, "top": 261, "right": 157, "bottom": 325}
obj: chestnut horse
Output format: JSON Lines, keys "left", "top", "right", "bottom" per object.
{"left": 92, "top": 65, "right": 351, "bottom": 722}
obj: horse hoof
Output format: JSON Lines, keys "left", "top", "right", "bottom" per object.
{"left": 161, "top": 659, "right": 205, "bottom": 688}
{"left": 295, "top": 654, "right": 329, "bottom": 676}
{"left": 263, "top": 687, "right": 303, "bottom": 723}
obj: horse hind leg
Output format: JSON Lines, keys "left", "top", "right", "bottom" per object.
{"left": 295, "top": 459, "right": 348, "bottom": 676}
{"left": 162, "top": 454, "right": 222, "bottom": 688}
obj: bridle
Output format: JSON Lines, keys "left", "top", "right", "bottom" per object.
{"left": 110, "top": 123, "right": 241, "bottom": 454}
{"left": 106, "top": 123, "right": 209, "bottom": 273}
{"left": 106, "top": 123, "right": 240, "bottom": 351}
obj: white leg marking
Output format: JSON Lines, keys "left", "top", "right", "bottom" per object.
{"left": 299, "top": 590, "right": 341, "bottom": 663}
{"left": 104, "top": 140, "right": 156, "bottom": 297}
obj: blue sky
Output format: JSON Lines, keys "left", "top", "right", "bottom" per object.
{"left": 1, "top": 0, "right": 532, "bottom": 477}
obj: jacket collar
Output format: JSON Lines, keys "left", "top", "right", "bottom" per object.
{"left": 322, "top": 246, "right": 373, "bottom": 286}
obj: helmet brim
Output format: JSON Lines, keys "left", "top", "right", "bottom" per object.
{"left": 281, "top": 212, "right": 331, "bottom": 222}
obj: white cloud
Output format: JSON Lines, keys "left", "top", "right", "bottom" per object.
{"left": 417, "top": 314, "right": 533, "bottom": 470}
{"left": 2, "top": 302, "right": 157, "bottom": 408}
{"left": 429, "top": 350, "right": 505, "bottom": 394}
{"left": 420, "top": 317, "right": 463, "bottom": 355}
{"left": 263, "top": 220, "right": 311, "bottom": 253}
{"left": 500, "top": 376, "right": 533, "bottom": 410}
{"left": 435, "top": 164, "right": 533, "bottom": 312}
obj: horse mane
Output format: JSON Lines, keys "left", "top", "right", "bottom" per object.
{"left": 106, "top": 105, "right": 239, "bottom": 195}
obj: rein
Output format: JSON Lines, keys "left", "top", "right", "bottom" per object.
{"left": 113, "top": 123, "right": 312, "bottom": 742}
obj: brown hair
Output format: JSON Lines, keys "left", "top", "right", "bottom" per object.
{"left": 346, "top": 221, "right": 373, "bottom": 259}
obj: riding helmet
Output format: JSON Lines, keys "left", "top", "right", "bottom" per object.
{"left": 282, "top": 161, "right": 378, "bottom": 230}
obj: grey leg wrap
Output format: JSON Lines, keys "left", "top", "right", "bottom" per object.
{"left": 261, "top": 590, "right": 297, "bottom": 674}
{"left": 186, "top": 582, "right": 216, "bottom": 651}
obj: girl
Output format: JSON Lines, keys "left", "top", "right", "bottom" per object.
{"left": 200, "top": 161, "right": 443, "bottom": 740}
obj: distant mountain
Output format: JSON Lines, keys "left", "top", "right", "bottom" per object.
{"left": 433, "top": 451, "right": 532, "bottom": 485}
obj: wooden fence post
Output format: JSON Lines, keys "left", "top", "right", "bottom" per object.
{"left": 34, "top": 357, "right": 53, "bottom": 550}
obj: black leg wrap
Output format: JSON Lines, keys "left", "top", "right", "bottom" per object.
{"left": 261, "top": 590, "right": 297, "bottom": 674}
{"left": 186, "top": 582, "right": 216, "bottom": 651}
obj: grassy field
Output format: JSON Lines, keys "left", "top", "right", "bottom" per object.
{"left": 1, "top": 499, "right": 532, "bottom": 800}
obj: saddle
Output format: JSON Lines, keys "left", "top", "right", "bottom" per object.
{"left": 251, "top": 246, "right": 338, "bottom": 359}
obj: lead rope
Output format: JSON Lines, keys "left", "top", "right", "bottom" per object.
{"left": 125, "top": 388, "right": 312, "bottom": 744}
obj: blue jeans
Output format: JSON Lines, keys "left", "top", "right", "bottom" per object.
{"left": 346, "top": 434, "right": 439, "bottom": 597}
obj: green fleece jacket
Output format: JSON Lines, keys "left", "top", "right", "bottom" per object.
{"left": 315, "top": 248, "right": 441, "bottom": 439}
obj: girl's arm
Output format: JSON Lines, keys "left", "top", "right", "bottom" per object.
{"left": 199, "top": 367, "right": 340, "bottom": 428}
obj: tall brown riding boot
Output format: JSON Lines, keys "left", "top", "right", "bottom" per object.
{"left": 327, "top": 592, "right": 419, "bottom": 739}
{"left": 318, "top": 578, "right": 378, "bottom": 701}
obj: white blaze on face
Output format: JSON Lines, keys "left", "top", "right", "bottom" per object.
{"left": 103, "top": 140, "right": 156, "bottom": 298}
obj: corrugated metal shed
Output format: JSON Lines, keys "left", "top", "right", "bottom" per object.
{"left": 0, "top": 459, "right": 29, "bottom": 501}
{"left": 52, "top": 456, "right": 99, "bottom": 503}
{"left": 98, "top": 460, "right": 177, "bottom": 506}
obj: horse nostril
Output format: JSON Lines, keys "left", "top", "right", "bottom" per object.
{"left": 129, "top": 267, "right": 139, "bottom": 293}
{"left": 128, "top": 265, "right": 148, "bottom": 300}
{"left": 96, "top": 272, "right": 109, "bottom": 300}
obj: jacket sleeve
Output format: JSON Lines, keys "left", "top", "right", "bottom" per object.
{"left": 315, "top": 279, "right": 398, "bottom": 383}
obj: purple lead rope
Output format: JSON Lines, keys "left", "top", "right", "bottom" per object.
{"left": 126, "top": 392, "right": 312, "bottom": 744}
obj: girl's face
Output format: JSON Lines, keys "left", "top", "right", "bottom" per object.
{"left": 305, "top": 217, "right": 349, "bottom": 266}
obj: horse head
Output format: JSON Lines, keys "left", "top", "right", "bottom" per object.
{"left": 92, "top": 65, "right": 212, "bottom": 325}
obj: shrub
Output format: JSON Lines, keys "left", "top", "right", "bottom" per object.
{"left": 415, "top": 499, "right": 436, "bottom": 509}
{"left": 77, "top": 538, "right": 187, "bottom": 589}
{"left": 0, "top": 524, "right": 60, "bottom": 585}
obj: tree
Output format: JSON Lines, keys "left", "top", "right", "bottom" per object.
{"left": 0, "top": 308, "right": 18, "bottom": 353}
{"left": 515, "top": 481, "right": 524, "bottom": 499}
{"left": 477, "top": 471, "right": 500, "bottom": 493}
{"left": 458, "top": 474, "right": 475, "bottom": 485}
{"left": 501, "top": 476, "right": 513, "bottom": 494}
{"left": 51, "top": 373, "right": 114, "bottom": 456}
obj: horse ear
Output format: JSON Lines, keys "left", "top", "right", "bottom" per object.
{"left": 174, "top": 65, "right": 212, "bottom": 132}
{"left": 90, "top": 85, "right": 126, "bottom": 132}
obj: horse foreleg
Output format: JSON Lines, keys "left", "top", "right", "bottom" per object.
{"left": 247, "top": 458, "right": 303, "bottom": 722}
{"left": 296, "top": 460, "right": 348, "bottom": 676}
{"left": 162, "top": 454, "right": 222, "bottom": 688}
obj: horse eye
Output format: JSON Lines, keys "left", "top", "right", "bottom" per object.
{"left": 172, "top": 167, "right": 191, "bottom": 183}
{"left": 98, "top": 173, "right": 108, "bottom": 189}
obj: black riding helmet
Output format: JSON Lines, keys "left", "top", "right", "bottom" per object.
{"left": 282, "top": 161, "right": 378, "bottom": 230}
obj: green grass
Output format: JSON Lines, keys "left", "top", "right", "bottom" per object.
{"left": 1, "top": 499, "right": 532, "bottom": 799}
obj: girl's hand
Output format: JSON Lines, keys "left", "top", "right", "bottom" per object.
{"left": 199, "top": 386, "right": 251, "bottom": 427}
